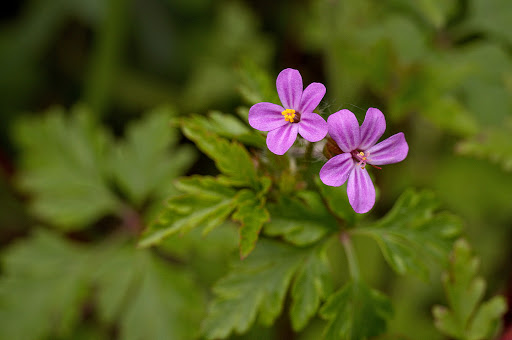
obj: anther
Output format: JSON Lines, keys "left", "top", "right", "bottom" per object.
{"left": 281, "top": 109, "right": 300, "bottom": 123}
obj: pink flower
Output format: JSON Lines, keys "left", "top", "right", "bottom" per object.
{"left": 248, "top": 68, "right": 328, "bottom": 155}
{"left": 320, "top": 108, "right": 409, "bottom": 213}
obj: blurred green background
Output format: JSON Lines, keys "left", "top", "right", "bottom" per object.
{"left": 0, "top": 0, "right": 511, "bottom": 339}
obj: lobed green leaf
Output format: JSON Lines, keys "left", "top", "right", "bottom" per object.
{"left": 181, "top": 114, "right": 259, "bottom": 188}
{"left": 202, "top": 240, "right": 330, "bottom": 339}
{"left": 0, "top": 229, "right": 93, "bottom": 339}
{"left": 139, "top": 176, "right": 238, "bottom": 248}
{"left": 109, "top": 106, "right": 197, "bottom": 206}
{"left": 12, "top": 106, "right": 120, "bottom": 229}
{"left": 183, "top": 110, "right": 265, "bottom": 147}
{"left": 264, "top": 190, "right": 337, "bottom": 246}
{"left": 290, "top": 244, "right": 332, "bottom": 331}
{"left": 353, "top": 189, "right": 463, "bottom": 280}
{"left": 432, "top": 239, "right": 507, "bottom": 340}
{"left": 0, "top": 229, "right": 204, "bottom": 340}
{"left": 12, "top": 105, "right": 196, "bottom": 229}
{"left": 232, "top": 189, "right": 270, "bottom": 259}
{"left": 320, "top": 280, "right": 393, "bottom": 340}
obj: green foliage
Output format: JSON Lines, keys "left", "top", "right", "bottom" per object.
{"left": 466, "top": 0, "right": 512, "bottom": 44}
{"left": 454, "top": 43, "right": 512, "bottom": 127}
{"left": 141, "top": 174, "right": 272, "bottom": 258}
{"left": 140, "top": 176, "right": 239, "bottom": 247}
{"left": 291, "top": 245, "right": 332, "bottom": 331}
{"left": 237, "top": 58, "right": 280, "bottom": 105}
{"left": 12, "top": 105, "right": 195, "bottom": 229}
{"left": 0, "top": 229, "right": 93, "bottom": 339}
{"left": 4, "top": 1, "right": 512, "bottom": 339}
{"left": 232, "top": 189, "right": 270, "bottom": 259}
{"left": 202, "top": 240, "right": 331, "bottom": 339}
{"left": 12, "top": 106, "right": 120, "bottom": 229}
{"left": 109, "top": 106, "right": 197, "bottom": 206}
{"left": 112, "top": 249, "right": 204, "bottom": 340}
{"left": 402, "top": 0, "right": 457, "bottom": 28}
{"left": 264, "top": 190, "right": 337, "bottom": 246}
{"left": 432, "top": 239, "right": 507, "bottom": 340}
{"left": 179, "top": 0, "right": 274, "bottom": 112}
{"left": 181, "top": 114, "right": 259, "bottom": 188}
{"left": 142, "top": 116, "right": 272, "bottom": 257}
{"left": 353, "top": 190, "right": 463, "bottom": 280}
{"left": 457, "top": 123, "right": 512, "bottom": 171}
{"left": 320, "top": 280, "right": 393, "bottom": 340}
{"left": 0, "top": 230, "right": 204, "bottom": 340}
{"left": 316, "top": 179, "right": 360, "bottom": 227}
{"left": 181, "top": 110, "right": 265, "bottom": 148}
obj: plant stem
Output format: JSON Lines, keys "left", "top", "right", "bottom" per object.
{"left": 340, "top": 232, "right": 360, "bottom": 281}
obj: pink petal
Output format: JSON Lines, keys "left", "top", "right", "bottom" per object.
{"left": 276, "top": 68, "right": 303, "bottom": 110}
{"left": 347, "top": 166, "right": 375, "bottom": 214}
{"left": 298, "top": 112, "right": 328, "bottom": 142}
{"left": 249, "top": 102, "right": 287, "bottom": 131}
{"left": 327, "top": 109, "right": 361, "bottom": 153}
{"left": 266, "top": 123, "right": 299, "bottom": 155}
{"left": 319, "top": 153, "right": 355, "bottom": 187}
{"left": 299, "top": 82, "right": 326, "bottom": 113}
{"left": 359, "top": 108, "right": 386, "bottom": 150}
{"left": 366, "top": 132, "right": 408, "bottom": 165}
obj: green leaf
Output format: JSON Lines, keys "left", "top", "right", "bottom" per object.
{"left": 290, "top": 244, "right": 332, "bottom": 331}
{"left": 111, "top": 250, "right": 205, "bottom": 340}
{"left": 264, "top": 190, "right": 337, "bottom": 246}
{"left": 456, "top": 122, "right": 512, "bottom": 171}
{"left": 0, "top": 229, "right": 92, "bottom": 339}
{"left": 316, "top": 178, "right": 360, "bottom": 227}
{"left": 232, "top": 189, "right": 270, "bottom": 259}
{"left": 467, "top": 297, "right": 507, "bottom": 340}
{"left": 139, "top": 176, "right": 238, "bottom": 247}
{"left": 432, "top": 239, "right": 507, "bottom": 340}
{"left": 320, "top": 281, "right": 393, "bottom": 340}
{"left": 181, "top": 114, "right": 259, "bottom": 188}
{"left": 12, "top": 106, "right": 120, "bottom": 229}
{"left": 182, "top": 110, "right": 265, "bottom": 148}
{"left": 202, "top": 240, "right": 314, "bottom": 339}
{"left": 353, "top": 189, "right": 462, "bottom": 279}
{"left": 93, "top": 240, "right": 205, "bottom": 340}
{"left": 109, "top": 106, "right": 197, "bottom": 206}
{"left": 0, "top": 229, "right": 205, "bottom": 340}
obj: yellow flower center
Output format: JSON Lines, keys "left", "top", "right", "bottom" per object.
{"left": 281, "top": 109, "right": 296, "bottom": 123}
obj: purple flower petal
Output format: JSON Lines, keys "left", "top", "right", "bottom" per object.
{"left": 327, "top": 109, "right": 361, "bottom": 153}
{"left": 248, "top": 102, "right": 287, "bottom": 131}
{"left": 276, "top": 68, "right": 303, "bottom": 110}
{"left": 266, "top": 123, "right": 299, "bottom": 155}
{"left": 299, "top": 82, "right": 326, "bottom": 113}
{"left": 319, "top": 153, "right": 355, "bottom": 187}
{"left": 366, "top": 132, "right": 408, "bottom": 165}
{"left": 298, "top": 112, "right": 328, "bottom": 142}
{"left": 347, "top": 167, "right": 375, "bottom": 214}
{"left": 359, "top": 107, "right": 386, "bottom": 150}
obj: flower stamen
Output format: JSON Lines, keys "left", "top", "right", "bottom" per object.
{"left": 352, "top": 150, "right": 376, "bottom": 170}
{"left": 281, "top": 109, "right": 300, "bottom": 123}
